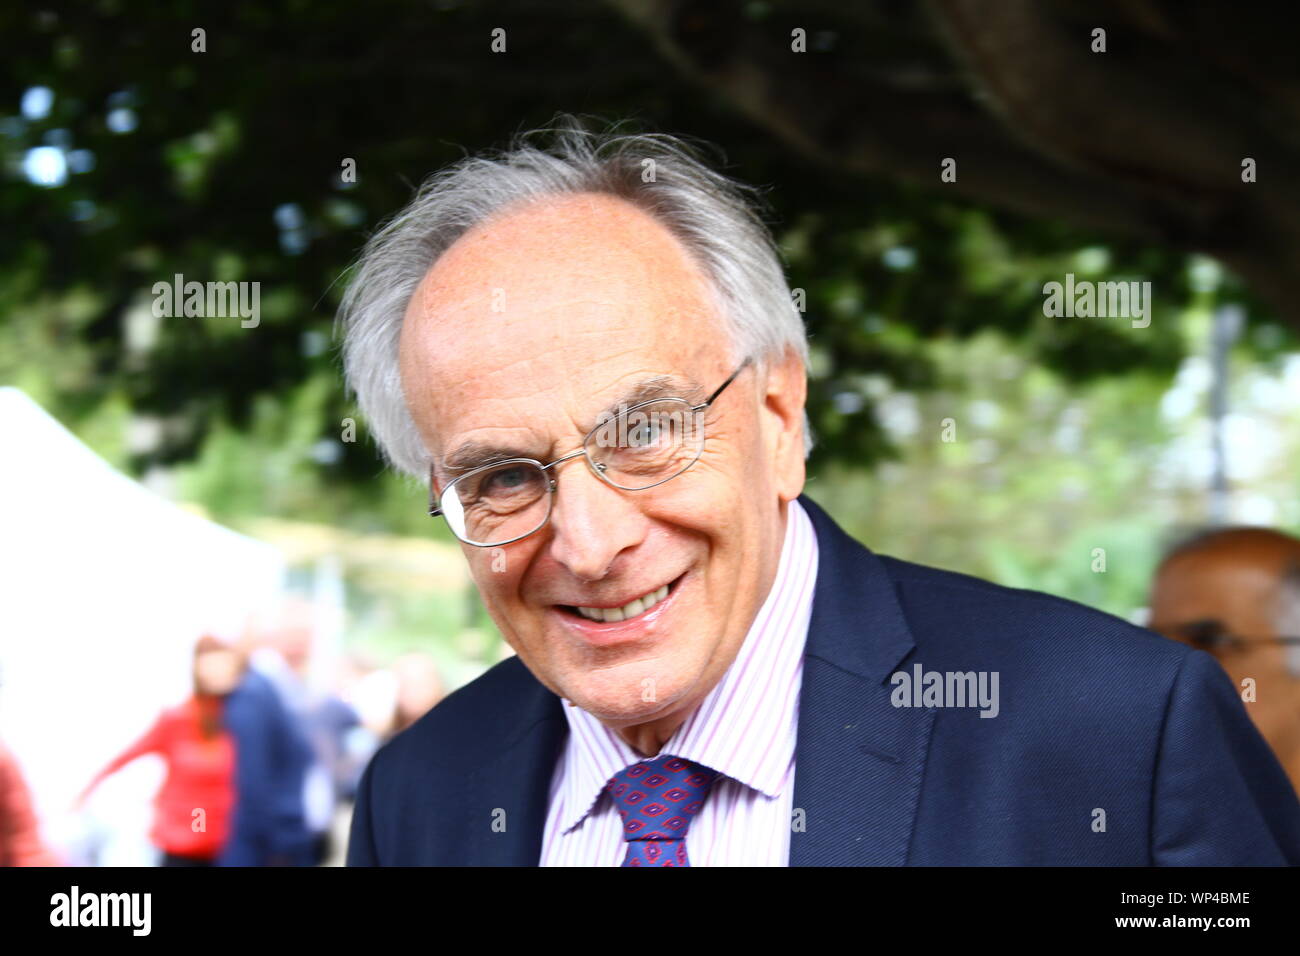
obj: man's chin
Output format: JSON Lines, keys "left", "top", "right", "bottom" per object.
{"left": 564, "top": 676, "right": 693, "bottom": 728}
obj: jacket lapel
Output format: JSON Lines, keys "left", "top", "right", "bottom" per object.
{"left": 789, "top": 495, "right": 935, "bottom": 866}
{"left": 469, "top": 675, "right": 567, "bottom": 865}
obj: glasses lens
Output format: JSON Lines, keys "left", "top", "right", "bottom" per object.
{"left": 1181, "top": 619, "right": 1232, "bottom": 650}
{"left": 440, "top": 461, "right": 550, "bottom": 545}
{"left": 585, "top": 399, "right": 704, "bottom": 490}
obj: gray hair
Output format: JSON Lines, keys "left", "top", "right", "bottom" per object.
{"left": 337, "top": 116, "right": 811, "bottom": 480}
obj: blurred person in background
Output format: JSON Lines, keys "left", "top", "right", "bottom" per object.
{"left": 1150, "top": 528, "right": 1300, "bottom": 797}
{"left": 312, "top": 652, "right": 441, "bottom": 865}
{"left": 244, "top": 596, "right": 337, "bottom": 863}
{"left": 311, "top": 690, "right": 362, "bottom": 804}
{"left": 389, "top": 652, "right": 445, "bottom": 737}
{"left": 218, "top": 607, "right": 318, "bottom": 867}
{"left": 0, "top": 737, "right": 60, "bottom": 866}
{"left": 76, "top": 635, "right": 240, "bottom": 866}
{"left": 334, "top": 653, "right": 395, "bottom": 801}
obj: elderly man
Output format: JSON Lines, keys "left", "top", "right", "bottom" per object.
{"left": 341, "top": 119, "right": 1300, "bottom": 866}
{"left": 1150, "top": 528, "right": 1300, "bottom": 797}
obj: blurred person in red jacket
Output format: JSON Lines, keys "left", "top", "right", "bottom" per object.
{"left": 77, "top": 635, "right": 243, "bottom": 866}
{"left": 0, "top": 739, "right": 60, "bottom": 866}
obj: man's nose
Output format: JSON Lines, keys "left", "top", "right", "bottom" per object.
{"left": 545, "top": 462, "right": 647, "bottom": 581}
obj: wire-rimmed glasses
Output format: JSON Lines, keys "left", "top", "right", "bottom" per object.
{"left": 428, "top": 358, "right": 752, "bottom": 547}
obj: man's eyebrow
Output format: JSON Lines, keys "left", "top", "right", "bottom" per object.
{"left": 606, "top": 374, "right": 705, "bottom": 411}
{"left": 439, "top": 440, "right": 540, "bottom": 477}
{"left": 438, "top": 374, "right": 706, "bottom": 477}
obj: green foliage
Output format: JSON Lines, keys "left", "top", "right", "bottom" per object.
{"left": 3, "top": 1, "right": 1297, "bottom": 640}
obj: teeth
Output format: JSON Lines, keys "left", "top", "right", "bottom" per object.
{"left": 577, "top": 584, "right": 670, "bottom": 623}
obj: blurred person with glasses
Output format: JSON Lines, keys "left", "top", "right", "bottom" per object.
{"left": 339, "top": 117, "right": 1300, "bottom": 866}
{"left": 1150, "top": 527, "right": 1300, "bottom": 797}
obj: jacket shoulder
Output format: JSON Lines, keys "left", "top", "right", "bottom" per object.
{"left": 875, "top": 552, "right": 1189, "bottom": 676}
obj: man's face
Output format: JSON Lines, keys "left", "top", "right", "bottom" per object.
{"left": 398, "top": 193, "right": 805, "bottom": 731}
{"left": 1150, "top": 548, "right": 1300, "bottom": 775}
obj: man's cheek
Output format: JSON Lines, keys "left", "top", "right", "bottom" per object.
{"left": 467, "top": 545, "right": 526, "bottom": 591}
{"left": 662, "top": 469, "right": 737, "bottom": 525}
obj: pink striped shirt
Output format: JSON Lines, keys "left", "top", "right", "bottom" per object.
{"left": 540, "top": 499, "right": 819, "bottom": 866}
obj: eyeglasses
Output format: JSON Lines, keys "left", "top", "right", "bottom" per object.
{"left": 428, "top": 358, "right": 753, "bottom": 547}
{"left": 1173, "top": 619, "right": 1300, "bottom": 652}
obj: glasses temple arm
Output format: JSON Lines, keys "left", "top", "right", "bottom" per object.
{"left": 428, "top": 466, "right": 442, "bottom": 516}
{"left": 695, "top": 356, "right": 754, "bottom": 410}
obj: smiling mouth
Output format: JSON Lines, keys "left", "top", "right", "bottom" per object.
{"left": 560, "top": 576, "right": 681, "bottom": 624}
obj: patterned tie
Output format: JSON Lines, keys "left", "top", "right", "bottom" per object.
{"left": 603, "top": 754, "right": 719, "bottom": 866}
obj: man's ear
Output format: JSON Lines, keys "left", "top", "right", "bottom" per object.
{"left": 760, "top": 348, "right": 808, "bottom": 504}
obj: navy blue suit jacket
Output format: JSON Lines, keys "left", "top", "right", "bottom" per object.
{"left": 348, "top": 496, "right": 1300, "bottom": 865}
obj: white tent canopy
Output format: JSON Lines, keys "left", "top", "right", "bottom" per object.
{"left": 0, "top": 387, "right": 285, "bottom": 862}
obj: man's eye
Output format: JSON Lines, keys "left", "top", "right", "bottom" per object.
{"left": 625, "top": 423, "right": 659, "bottom": 447}
{"left": 623, "top": 412, "right": 674, "bottom": 448}
{"left": 482, "top": 467, "right": 532, "bottom": 494}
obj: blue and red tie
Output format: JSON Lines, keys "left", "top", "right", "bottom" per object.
{"left": 603, "top": 754, "right": 719, "bottom": 866}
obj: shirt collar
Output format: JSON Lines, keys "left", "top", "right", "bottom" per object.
{"left": 554, "top": 498, "right": 819, "bottom": 834}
